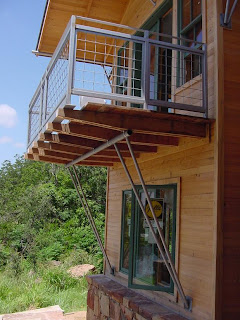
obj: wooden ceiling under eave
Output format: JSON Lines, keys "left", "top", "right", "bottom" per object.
{"left": 37, "top": 0, "right": 131, "bottom": 56}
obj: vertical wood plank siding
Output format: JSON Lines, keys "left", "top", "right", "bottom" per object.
{"left": 221, "top": 2, "right": 240, "bottom": 318}
{"left": 104, "top": 1, "right": 217, "bottom": 319}
{"left": 105, "top": 129, "right": 215, "bottom": 319}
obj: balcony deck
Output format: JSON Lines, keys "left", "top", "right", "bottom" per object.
{"left": 26, "top": 16, "right": 211, "bottom": 167}
{"left": 25, "top": 103, "right": 212, "bottom": 167}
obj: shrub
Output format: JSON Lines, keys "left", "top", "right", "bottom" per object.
{"left": 42, "top": 268, "right": 79, "bottom": 291}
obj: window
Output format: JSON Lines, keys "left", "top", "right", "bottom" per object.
{"left": 148, "top": 8, "right": 173, "bottom": 112}
{"left": 120, "top": 185, "right": 177, "bottom": 293}
{"left": 116, "top": 44, "right": 129, "bottom": 106}
{"left": 116, "top": 42, "right": 142, "bottom": 108}
{"left": 116, "top": 0, "right": 173, "bottom": 110}
{"left": 178, "top": 0, "right": 202, "bottom": 83}
{"left": 120, "top": 190, "right": 133, "bottom": 273}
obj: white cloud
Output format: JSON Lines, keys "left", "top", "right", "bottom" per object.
{"left": 14, "top": 142, "right": 25, "bottom": 148}
{"left": 0, "top": 136, "right": 13, "bottom": 144}
{"left": 0, "top": 104, "right": 18, "bottom": 128}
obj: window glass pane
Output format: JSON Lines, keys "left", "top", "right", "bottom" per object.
{"left": 122, "top": 192, "right": 132, "bottom": 270}
{"left": 182, "top": 0, "right": 191, "bottom": 29}
{"left": 185, "top": 54, "right": 192, "bottom": 82}
{"left": 160, "top": 9, "right": 172, "bottom": 43}
{"left": 131, "top": 187, "right": 175, "bottom": 289}
{"left": 195, "top": 21, "right": 202, "bottom": 42}
{"left": 185, "top": 28, "right": 194, "bottom": 47}
{"left": 192, "top": 0, "right": 201, "bottom": 20}
{"left": 118, "top": 45, "right": 129, "bottom": 86}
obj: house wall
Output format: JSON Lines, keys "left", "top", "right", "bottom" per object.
{"left": 220, "top": 3, "right": 240, "bottom": 319}
{"left": 104, "top": 126, "right": 215, "bottom": 320}
{"left": 102, "top": 1, "right": 219, "bottom": 319}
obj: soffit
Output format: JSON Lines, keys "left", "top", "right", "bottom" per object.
{"left": 37, "top": 0, "right": 130, "bottom": 55}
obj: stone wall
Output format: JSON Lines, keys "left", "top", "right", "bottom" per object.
{"left": 86, "top": 275, "right": 186, "bottom": 320}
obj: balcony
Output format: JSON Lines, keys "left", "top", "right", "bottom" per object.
{"left": 27, "top": 16, "right": 210, "bottom": 165}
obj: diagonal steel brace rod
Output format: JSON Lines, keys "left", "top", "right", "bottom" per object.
{"left": 114, "top": 139, "right": 190, "bottom": 310}
{"left": 227, "top": 0, "right": 239, "bottom": 23}
{"left": 67, "top": 166, "right": 114, "bottom": 274}
{"left": 221, "top": 0, "right": 239, "bottom": 28}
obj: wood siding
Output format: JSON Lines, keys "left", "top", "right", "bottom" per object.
{"left": 103, "top": 1, "right": 218, "bottom": 319}
{"left": 221, "top": 3, "right": 240, "bottom": 319}
{"left": 105, "top": 128, "right": 215, "bottom": 320}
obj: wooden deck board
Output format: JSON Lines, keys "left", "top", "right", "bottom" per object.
{"left": 26, "top": 102, "right": 213, "bottom": 167}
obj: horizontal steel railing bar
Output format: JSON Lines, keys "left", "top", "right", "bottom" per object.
{"left": 148, "top": 38, "right": 205, "bottom": 55}
{"left": 75, "top": 25, "right": 145, "bottom": 44}
{"left": 71, "top": 88, "right": 144, "bottom": 105}
{"left": 148, "top": 99, "right": 205, "bottom": 113}
{"left": 75, "top": 23, "right": 204, "bottom": 56}
{"left": 65, "top": 130, "right": 132, "bottom": 168}
{"left": 149, "top": 29, "right": 204, "bottom": 46}
{"left": 76, "top": 15, "right": 144, "bottom": 34}
{"left": 76, "top": 15, "right": 203, "bottom": 46}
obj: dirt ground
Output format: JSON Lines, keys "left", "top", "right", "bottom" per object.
{"left": 64, "top": 311, "right": 86, "bottom": 320}
{"left": 0, "top": 306, "right": 86, "bottom": 320}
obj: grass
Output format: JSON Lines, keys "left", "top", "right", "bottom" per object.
{"left": 0, "top": 264, "right": 88, "bottom": 315}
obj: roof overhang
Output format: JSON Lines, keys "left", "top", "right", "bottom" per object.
{"left": 36, "top": 0, "right": 130, "bottom": 56}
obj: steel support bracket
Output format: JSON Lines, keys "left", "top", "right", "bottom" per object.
{"left": 185, "top": 296, "right": 193, "bottom": 312}
{"left": 110, "top": 266, "right": 116, "bottom": 276}
{"left": 220, "top": 13, "right": 232, "bottom": 29}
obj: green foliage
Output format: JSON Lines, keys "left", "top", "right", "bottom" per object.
{"left": 0, "top": 266, "right": 88, "bottom": 314}
{"left": 42, "top": 268, "right": 79, "bottom": 291}
{"left": 0, "top": 155, "right": 107, "bottom": 314}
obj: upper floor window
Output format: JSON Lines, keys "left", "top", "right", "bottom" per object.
{"left": 178, "top": 0, "right": 202, "bottom": 82}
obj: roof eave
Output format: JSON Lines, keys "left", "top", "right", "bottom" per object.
{"left": 35, "top": 0, "right": 50, "bottom": 52}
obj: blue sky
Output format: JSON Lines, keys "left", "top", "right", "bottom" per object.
{"left": 0, "top": 0, "right": 49, "bottom": 167}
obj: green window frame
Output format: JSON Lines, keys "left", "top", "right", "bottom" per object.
{"left": 178, "top": 0, "right": 202, "bottom": 84}
{"left": 120, "top": 190, "right": 134, "bottom": 273}
{"left": 116, "top": 41, "right": 143, "bottom": 108}
{"left": 120, "top": 184, "right": 177, "bottom": 294}
{"left": 116, "top": 43, "right": 129, "bottom": 105}
{"left": 116, "top": 0, "right": 173, "bottom": 109}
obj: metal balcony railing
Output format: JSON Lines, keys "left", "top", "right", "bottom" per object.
{"left": 28, "top": 15, "right": 208, "bottom": 147}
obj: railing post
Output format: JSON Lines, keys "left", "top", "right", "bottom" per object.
{"left": 42, "top": 77, "right": 48, "bottom": 123}
{"left": 39, "top": 80, "right": 44, "bottom": 128}
{"left": 202, "top": 44, "right": 208, "bottom": 118}
{"left": 142, "top": 30, "right": 150, "bottom": 110}
{"left": 66, "top": 15, "right": 77, "bottom": 105}
{"left": 27, "top": 107, "right": 32, "bottom": 146}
